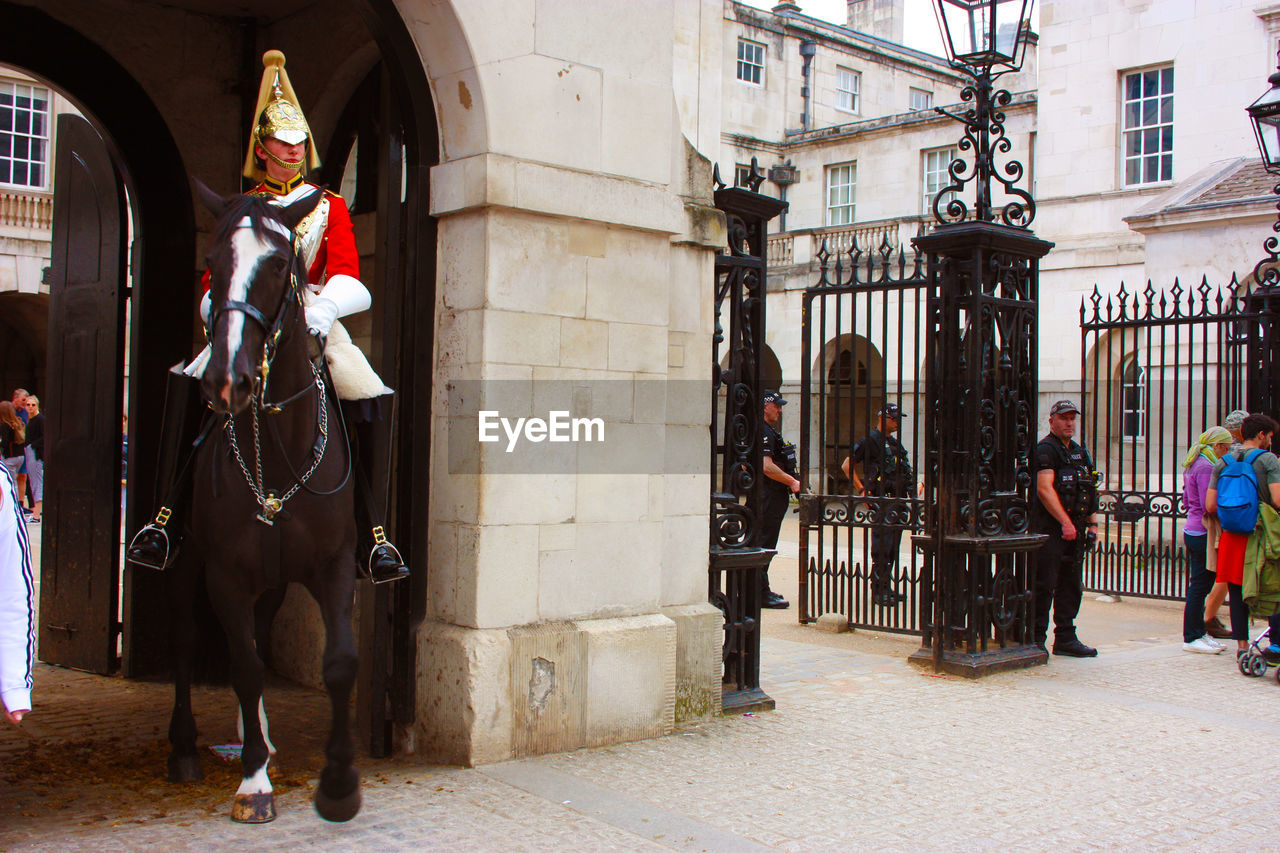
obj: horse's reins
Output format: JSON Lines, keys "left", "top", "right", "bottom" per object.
{"left": 212, "top": 204, "right": 351, "bottom": 525}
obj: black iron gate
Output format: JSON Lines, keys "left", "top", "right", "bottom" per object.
{"left": 1080, "top": 277, "right": 1252, "bottom": 600}
{"left": 709, "top": 162, "right": 786, "bottom": 712}
{"left": 797, "top": 237, "right": 931, "bottom": 632}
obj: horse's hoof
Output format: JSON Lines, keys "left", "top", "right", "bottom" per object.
{"left": 314, "top": 779, "right": 361, "bottom": 822}
{"left": 167, "top": 753, "right": 204, "bottom": 783}
{"left": 231, "top": 792, "right": 276, "bottom": 823}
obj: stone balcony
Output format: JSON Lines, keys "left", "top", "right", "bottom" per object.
{"left": 1, "top": 188, "right": 53, "bottom": 236}
{"left": 766, "top": 214, "right": 934, "bottom": 273}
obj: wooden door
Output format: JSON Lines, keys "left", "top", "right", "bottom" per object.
{"left": 39, "top": 114, "right": 126, "bottom": 674}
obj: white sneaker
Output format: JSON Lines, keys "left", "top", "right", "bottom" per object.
{"left": 1204, "top": 636, "right": 1227, "bottom": 650}
{"left": 1183, "top": 636, "right": 1224, "bottom": 654}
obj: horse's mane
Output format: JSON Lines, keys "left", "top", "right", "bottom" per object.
{"left": 209, "top": 193, "right": 288, "bottom": 250}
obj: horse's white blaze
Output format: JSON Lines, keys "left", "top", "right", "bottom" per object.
{"left": 220, "top": 225, "right": 273, "bottom": 374}
{"left": 235, "top": 761, "right": 273, "bottom": 796}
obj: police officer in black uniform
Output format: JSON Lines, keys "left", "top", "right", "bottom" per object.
{"left": 1032, "top": 399, "right": 1101, "bottom": 657}
{"left": 841, "top": 403, "right": 919, "bottom": 606}
{"left": 756, "top": 390, "right": 799, "bottom": 609}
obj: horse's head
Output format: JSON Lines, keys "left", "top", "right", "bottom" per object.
{"left": 195, "top": 179, "right": 315, "bottom": 415}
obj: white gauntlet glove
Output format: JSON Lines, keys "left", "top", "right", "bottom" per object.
{"left": 304, "top": 296, "right": 341, "bottom": 338}
{"left": 305, "top": 274, "right": 370, "bottom": 338}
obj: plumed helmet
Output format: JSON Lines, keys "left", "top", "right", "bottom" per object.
{"left": 242, "top": 50, "right": 321, "bottom": 180}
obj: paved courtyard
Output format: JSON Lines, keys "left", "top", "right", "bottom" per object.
{"left": 2, "top": 519, "right": 1276, "bottom": 851}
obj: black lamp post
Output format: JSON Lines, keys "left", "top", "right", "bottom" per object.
{"left": 908, "top": 0, "right": 1052, "bottom": 676}
{"left": 1244, "top": 54, "right": 1280, "bottom": 422}
{"left": 929, "top": 0, "right": 1037, "bottom": 226}
{"left": 1247, "top": 54, "right": 1280, "bottom": 175}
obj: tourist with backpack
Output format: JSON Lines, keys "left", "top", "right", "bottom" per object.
{"left": 1206, "top": 413, "right": 1280, "bottom": 656}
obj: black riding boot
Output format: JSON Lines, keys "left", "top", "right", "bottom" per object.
{"left": 349, "top": 400, "right": 409, "bottom": 585}
{"left": 127, "top": 364, "right": 206, "bottom": 570}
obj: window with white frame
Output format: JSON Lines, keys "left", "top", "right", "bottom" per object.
{"left": 735, "top": 163, "right": 753, "bottom": 188}
{"left": 836, "top": 67, "right": 860, "bottom": 113}
{"left": 737, "top": 39, "right": 765, "bottom": 86}
{"left": 1121, "top": 66, "right": 1173, "bottom": 187}
{"left": 1119, "top": 355, "right": 1146, "bottom": 439}
{"left": 1, "top": 80, "right": 50, "bottom": 189}
{"left": 825, "top": 162, "right": 856, "bottom": 226}
{"left": 909, "top": 87, "right": 933, "bottom": 112}
{"left": 921, "top": 147, "right": 957, "bottom": 216}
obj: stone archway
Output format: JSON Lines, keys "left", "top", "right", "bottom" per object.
{"left": 0, "top": 2, "right": 447, "bottom": 744}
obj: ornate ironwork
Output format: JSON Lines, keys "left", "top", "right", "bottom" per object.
{"left": 1251, "top": 183, "right": 1280, "bottom": 287}
{"left": 1079, "top": 276, "right": 1256, "bottom": 600}
{"left": 813, "top": 230, "right": 927, "bottom": 288}
{"left": 797, "top": 233, "right": 931, "bottom": 634}
{"left": 910, "top": 223, "right": 1052, "bottom": 676}
{"left": 933, "top": 70, "right": 1035, "bottom": 228}
{"left": 710, "top": 169, "right": 786, "bottom": 712}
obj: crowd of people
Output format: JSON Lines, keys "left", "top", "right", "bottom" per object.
{"left": 1182, "top": 409, "right": 1280, "bottom": 660}
{"left": 0, "top": 388, "right": 42, "bottom": 525}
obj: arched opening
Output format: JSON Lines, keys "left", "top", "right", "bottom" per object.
{"left": 812, "top": 333, "right": 885, "bottom": 491}
{"left": 0, "top": 0, "right": 441, "bottom": 755}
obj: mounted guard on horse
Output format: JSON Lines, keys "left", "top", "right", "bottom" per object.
{"left": 127, "top": 50, "right": 408, "bottom": 585}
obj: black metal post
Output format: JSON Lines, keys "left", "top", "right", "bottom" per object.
{"left": 1246, "top": 184, "right": 1280, "bottom": 417}
{"left": 710, "top": 159, "right": 786, "bottom": 712}
{"left": 910, "top": 37, "right": 1051, "bottom": 676}
{"left": 911, "top": 223, "right": 1050, "bottom": 676}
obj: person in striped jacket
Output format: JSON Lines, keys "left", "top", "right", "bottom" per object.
{"left": 0, "top": 459, "right": 35, "bottom": 723}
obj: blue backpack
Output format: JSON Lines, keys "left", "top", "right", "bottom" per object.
{"left": 1217, "top": 448, "right": 1265, "bottom": 535}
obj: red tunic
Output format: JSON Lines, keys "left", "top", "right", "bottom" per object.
{"left": 202, "top": 177, "right": 359, "bottom": 293}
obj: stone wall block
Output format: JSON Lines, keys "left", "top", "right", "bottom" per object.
{"left": 558, "top": 317, "right": 610, "bottom": 369}
{"left": 538, "top": 521, "right": 663, "bottom": 620}
{"left": 534, "top": 0, "right": 675, "bottom": 79}
{"left": 662, "top": 603, "right": 723, "bottom": 723}
{"left": 586, "top": 231, "right": 671, "bottom": 326}
{"left": 607, "top": 322, "right": 667, "bottom": 373}
{"left": 478, "top": 472, "right": 576, "bottom": 526}
{"left": 576, "top": 473, "right": 649, "bottom": 523}
{"left": 602, "top": 75, "right": 673, "bottom": 184}
{"left": 481, "top": 55, "right": 602, "bottom": 171}
{"left": 661, "top": 513, "right": 711, "bottom": 607}
{"left": 482, "top": 309, "right": 562, "bottom": 366}
{"left": 577, "top": 614, "right": 677, "bottom": 747}
{"left": 470, "top": 523, "right": 540, "bottom": 628}
{"left": 488, "top": 214, "right": 587, "bottom": 317}
{"left": 413, "top": 620, "right": 513, "bottom": 766}
{"left": 507, "top": 622, "right": 587, "bottom": 757}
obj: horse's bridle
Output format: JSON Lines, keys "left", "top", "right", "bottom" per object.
{"left": 209, "top": 210, "right": 352, "bottom": 523}
{"left": 206, "top": 218, "right": 306, "bottom": 410}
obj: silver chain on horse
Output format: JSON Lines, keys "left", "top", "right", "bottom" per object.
{"left": 225, "top": 358, "right": 329, "bottom": 525}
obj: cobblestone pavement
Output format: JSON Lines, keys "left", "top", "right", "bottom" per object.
{"left": 4, "top": 602, "right": 1276, "bottom": 851}
{"left": 4, "top": 522, "right": 1277, "bottom": 850}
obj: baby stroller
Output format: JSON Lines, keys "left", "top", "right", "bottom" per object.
{"left": 1237, "top": 624, "right": 1280, "bottom": 679}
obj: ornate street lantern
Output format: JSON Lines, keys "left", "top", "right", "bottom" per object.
{"left": 1246, "top": 55, "right": 1280, "bottom": 421}
{"left": 1247, "top": 54, "right": 1280, "bottom": 174}
{"left": 934, "top": 0, "right": 1035, "bottom": 73}
{"left": 930, "top": 0, "right": 1037, "bottom": 227}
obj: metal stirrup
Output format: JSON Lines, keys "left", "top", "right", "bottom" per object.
{"left": 366, "top": 526, "right": 406, "bottom": 584}
{"left": 126, "top": 507, "right": 173, "bottom": 570}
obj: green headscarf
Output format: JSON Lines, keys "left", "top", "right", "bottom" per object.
{"left": 1182, "top": 426, "right": 1232, "bottom": 469}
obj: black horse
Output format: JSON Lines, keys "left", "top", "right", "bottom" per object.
{"left": 165, "top": 181, "right": 361, "bottom": 823}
